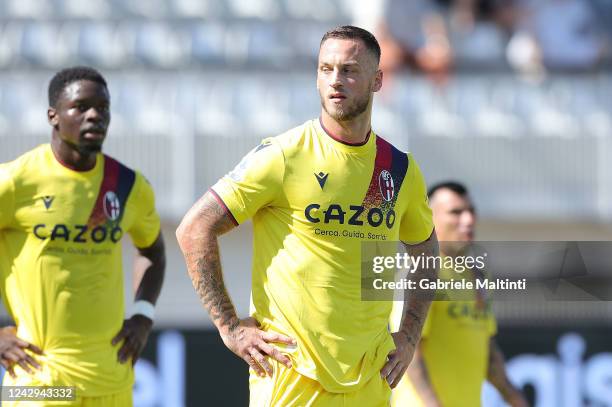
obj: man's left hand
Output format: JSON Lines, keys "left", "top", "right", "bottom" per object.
{"left": 112, "top": 315, "right": 153, "bottom": 366}
{"left": 380, "top": 331, "right": 416, "bottom": 388}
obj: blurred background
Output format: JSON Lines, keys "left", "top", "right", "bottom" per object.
{"left": 1, "top": 0, "right": 612, "bottom": 405}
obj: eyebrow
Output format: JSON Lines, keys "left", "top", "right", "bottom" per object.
{"left": 69, "top": 97, "right": 110, "bottom": 107}
{"left": 319, "top": 61, "right": 361, "bottom": 67}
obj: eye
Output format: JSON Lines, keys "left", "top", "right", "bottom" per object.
{"left": 320, "top": 66, "right": 331, "bottom": 73}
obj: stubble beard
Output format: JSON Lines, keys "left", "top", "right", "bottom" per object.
{"left": 320, "top": 92, "right": 371, "bottom": 122}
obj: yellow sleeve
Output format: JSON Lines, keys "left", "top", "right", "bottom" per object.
{"left": 399, "top": 154, "right": 433, "bottom": 244}
{"left": 210, "top": 138, "right": 284, "bottom": 225}
{"left": 0, "top": 165, "right": 15, "bottom": 229}
{"left": 127, "top": 173, "right": 161, "bottom": 248}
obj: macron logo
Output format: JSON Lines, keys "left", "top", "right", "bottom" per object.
{"left": 314, "top": 172, "right": 329, "bottom": 189}
{"left": 42, "top": 196, "right": 54, "bottom": 210}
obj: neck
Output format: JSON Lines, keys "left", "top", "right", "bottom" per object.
{"left": 51, "top": 133, "right": 97, "bottom": 172}
{"left": 320, "top": 109, "right": 372, "bottom": 145}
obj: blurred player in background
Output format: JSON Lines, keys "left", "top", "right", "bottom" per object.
{"left": 177, "top": 25, "right": 437, "bottom": 406}
{"left": 0, "top": 66, "right": 165, "bottom": 406}
{"left": 391, "top": 181, "right": 527, "bottom": 407}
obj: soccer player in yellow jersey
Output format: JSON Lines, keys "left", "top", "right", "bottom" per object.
{"left": 177, "top": 26, "right": 438, "bottom": 406}
{"left": 0, "top": 67, "right": 165, "bottom": 406}
{"left": 391, "top": 181, "right": 527, "bottom": 407}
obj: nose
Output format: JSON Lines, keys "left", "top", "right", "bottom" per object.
{"left": 461, "top": 210, "right": 476, "bottom": 227}
{"left": 329, "top": 68, "right": 342, "bottom": 89}
{"left": 85, "top": 107, "right": 105, "bottom": 123}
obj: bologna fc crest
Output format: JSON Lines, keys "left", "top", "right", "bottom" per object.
{"left": 103, "top": 191, "right": 121, "bottom": 221}
{"left": 379, "top": 170, "right": 395, "bottom": 202}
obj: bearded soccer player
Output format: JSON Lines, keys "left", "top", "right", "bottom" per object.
{"left": 391, "top": 181, "right": 527, "bottom": 407}
{"left": 0, "top": 67, "right": 165, "bottom": 406}
{"left": 177, "top": 26, "right": 437, "bottom": 405}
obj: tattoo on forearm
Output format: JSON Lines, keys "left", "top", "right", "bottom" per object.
{"left": 399, "top": 300, "right": 429, "bottom": 347}
{"left": 400, "top": 233, "right": 439, "bottom": 347}
{"left": 406, "top": 309, "right": 423, "bottom": 325}
{"left": 180, "top": 193, "right": 238, "bottom": 332}
{"left": 184, "top": 247, "right": 238, "bottom": 330}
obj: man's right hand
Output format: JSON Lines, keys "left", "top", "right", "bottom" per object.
{"left": 221, "top": 317, "right": 296, "bottom": 377}
{"left": 0, "top": 326, "right": 43, "bottom": 378}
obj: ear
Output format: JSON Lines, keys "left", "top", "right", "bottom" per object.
{"left": 373, "top": 69, "right": 383, "bottom": 93}
{"left": 47, "top": 107, "right": 58, "bottom": 127}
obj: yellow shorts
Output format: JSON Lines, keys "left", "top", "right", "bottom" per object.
{"left": 249, "top": 358, "right": 391, "bottom": 407}
{"left": 1, "top": 387, "right": 132, "bottom": 407}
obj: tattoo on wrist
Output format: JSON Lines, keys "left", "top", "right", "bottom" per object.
{"left": 400, "top": 329, "right": 417, "bottom": 347}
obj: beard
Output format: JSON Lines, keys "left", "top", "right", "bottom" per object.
{"left": 64, "top": 136, "right": 103, "bottom": 155}
{"left": 320, "top": 92, "right": 371, "bottom": 122}
{"left": 79, "top": 143, "right": 103, "bottom": 154}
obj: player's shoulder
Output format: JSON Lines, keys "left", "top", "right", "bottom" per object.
{"left": 374, "top": 132, "right": 413, "bottom": 160}
{"left": 102, "top": 153, "right": 135, "bottom": 174}
{"left": 103, "top": 153, "right": 151, "bottom": 182}
{"left": 0, "top": 144, "right": 49, "bottom": 182}
{"left": 267, "top": 119, "right": 317, "bottom": 154}
{"left": 373, "top": 132, "right": 420, "bottom": 175}
{"left": 102, "top": 154, "right": 152, "bottom": 196}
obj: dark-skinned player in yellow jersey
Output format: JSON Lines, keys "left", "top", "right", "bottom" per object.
{"left": 0, "top": 66, "right": 165, "bottom": 406}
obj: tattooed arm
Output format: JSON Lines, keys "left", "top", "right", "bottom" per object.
{"left": 381, "top": 230, "right": 438, "bottom": 388}
{"left": 406, "top": 343, "right": 442, "bottom": 406}
{"left": 176, "top": 190, "right": 295, "bottom": 377}
{"left": 488, "top": 338, "right": 528, "bottom": 407}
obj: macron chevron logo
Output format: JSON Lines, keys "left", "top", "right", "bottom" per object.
{"left": 314, "top": 172, "right": 329, "bottom": 189}
{"left": 42, "top": 196, "right": 54, "bottom": 210}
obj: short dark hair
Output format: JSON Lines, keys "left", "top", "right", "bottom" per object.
{"left": 320, "top": 25, "right": 381, "bottom": 65}
{"left": 428, "top": 181, "right": 469, "bottom": 199}
{"left": 48, "top": 66, "right": 108, "bottom": 107}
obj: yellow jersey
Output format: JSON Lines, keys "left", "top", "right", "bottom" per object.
{"left": 0, "top": 144, "right": 161, "bottom": 396}
{"left": 212, "top": 119, "right": 433, "bottom": 393}
{"left": 391, "top": 266, "right": 497, "bottom": 407}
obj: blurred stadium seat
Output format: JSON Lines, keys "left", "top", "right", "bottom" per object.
{"left": 20, "top": 22, "right": 72, "bottom": 67}
{"left": 189, "top": 22, "right": 226, "bottom": 65}
{"left": 4, "top": 0, "right": 51, "bottom": 18}
{"left": 59, "top": 0, "right": 112, "bottom": 19}
{"left": 77, "top": 22, "right": 128, "bottom": 68}
{"left": 133, "top": 22, "right": 188, "bottom": 68}
{"left": 0, "top": 23, "right": 23, "bottom": 68}
{"left": 228, "top": 0, "right": 281, "bottom": 20}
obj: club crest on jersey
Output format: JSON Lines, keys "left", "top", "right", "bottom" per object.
{"left": 103, "top": 191, "right": 121, "bottom": 221}
{"left": 379, "top": 170, "right": 395, "bottom": 202}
